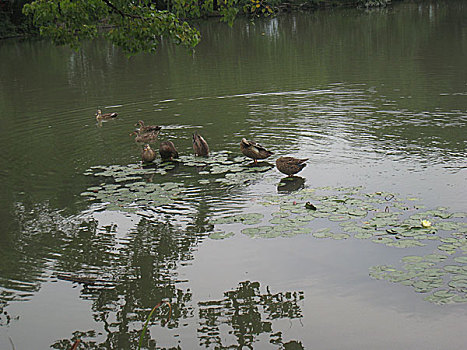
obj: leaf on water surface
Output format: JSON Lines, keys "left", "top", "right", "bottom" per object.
{"left": 312, "top": 212, "right": 331, "bottom": 218}
{"left": 293, "top": 227, "right": 313, "bottom": 235}
{"left": 80, "top": 191, "right": 97, "bottom": 197}
{"left": 312, "top": 228, "right": 332, "bottom": 239}
{"left": 443, "top": 265, "right": 465, "bottom": 274}
{"left": 240, "top": 227, "right": 259, "bottom": 237}
{"left": 331, "top": 233, "right": 350, "bottom": 240}
{"left": 271, "top": 211, "right": 290, "bottom": 218}
{"left": 454, "top": 256, "right": 467, "bottom": 264}
{"left": 354, "top": 232, "right": 373, "bottom": 239}
{"left": 423, "top": 254, "right": 449, "bottom": 263}
{"left": 209, "top": 231, "right": 235, "bottom": 240}
{"left": 448, "top": 279, "right": 467, "bottom": 292}
{"left": 387, "top": 239, "right": 425, "bottom": 248}
{"left": 440, "top": 237, "right": 460, "bottom": 244}
{"left": 412, "top": 280, "right": 437, "bottom": 293}
{"left": 269, "top": 216, "right": 292, "bottom": 225}
{"left": 436, "top": 221, "right": 464, "bottom": 231}
{"left": 402, "top": 255, "right": 424, "bottom": 263}
{"left": 348, "top": 208, "right": 368, "bottom": 217}
{"left": 437, "top": 244, "right": 458, "bottom": 254}
{"left": 404, "top": 261, "right": 435, "bottom": 271}
{"left": 372, "top": 237, "right": 393, "bottom": 245}
{"left": 369, "top": 265, "right": 397, "bottom": 280}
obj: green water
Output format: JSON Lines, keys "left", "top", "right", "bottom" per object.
{"left": 0, "top": 1, "right": 466, "bottom": 348}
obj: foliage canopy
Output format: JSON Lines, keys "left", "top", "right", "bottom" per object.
{"left": 22, "top": 0, "right": 240, "bottom": 54}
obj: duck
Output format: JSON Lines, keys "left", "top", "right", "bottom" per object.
{"left": 240, "top": 138, "right": 274, "bottom": 165}
{"left": 192, "top": 132, "right": 210, "bottom": 156}
{"left": 130, "top": 130, "right": 158, "bottom": 143}
{"left": 135, "top": 120, "right": 162, "bottom": 134}
{"left": 159, "top": 141, "right": 179, "bottom": 161}
{"left": 95, "top": 109, "right": 118, "bottom": 121}
{"left": 141, "top": 144, "right": 156, "bottom": 163}
{"left": 276, "top": 156, "right": 308, "bottom": 176}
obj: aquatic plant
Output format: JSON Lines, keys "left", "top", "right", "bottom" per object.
{"left": 138, "top": 302, "right": 172, "bottom": 350}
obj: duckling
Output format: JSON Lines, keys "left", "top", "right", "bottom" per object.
{"left": 95, "top": 109, "right": 118, "bottom": 121}
{"left": 130, "top": 130, "right": 158, "bottom": 143}
{"left": 192, "top": 132, "right": 210, "bottom": 156}
{"left": 276, "top": 156, "right": 308, "bottom": 176}
{"left": 240, "top": 138, "right": 274, "bottom": 165}
{"left": 141, "top": 144, "right": 156, "bottom": 163}
{"left": 135, "top": 120, "right": 162, "bottom": 134}
{"left": 159, "top": 141, "right": 179, "bottom": 161}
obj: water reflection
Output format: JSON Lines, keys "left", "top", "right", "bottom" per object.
{"left": 277, "top": 176, "right": 306, "bottom": 193}
{"left": 0, "top": 1, "right": 466, "bottom": 348}
{"left": 198, "top": 281, "right": 304, "bottom": 349}
{"left": 2, "top": 198, "right": 305, "bottom": 348}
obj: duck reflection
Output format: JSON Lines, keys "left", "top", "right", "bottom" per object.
{"left": 277, "top": 176, "right": 306, "bottom": 193}
{"left": 246, "top": 160, "right": 274, "bottom": 168}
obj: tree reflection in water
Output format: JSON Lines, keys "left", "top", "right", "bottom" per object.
{"left": 198, "top": 281, "right": 304, "bottom": 349}
{"left": 3, "top": 195, "right": 304, "bottom": 349}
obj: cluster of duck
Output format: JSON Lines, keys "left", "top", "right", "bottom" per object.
{"left": 96, "top": 109, "right": 308, "bottom": 177}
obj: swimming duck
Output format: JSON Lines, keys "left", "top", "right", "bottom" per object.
{"left": 276, "top": 156, "right": 308, "bottom": 176}
{"left": 240, "top": 138, "right": 274, "bottom": 165}
{"left": 135, "top": 120, "right": 162, "bottom": 134}
{"left": 95, "top": 109, "right": 118, "bottom": 121}
{"left": 141, "top": 144, "right": 156, "bottom": 163}
{"left": 192, "top": 132, "right": 210, "bottom": 157}
{"left": 130, "top": 130, "right": 158, "bottom": 143}
{"left": 159, "top": 141, "right": 179, "bottom": 161}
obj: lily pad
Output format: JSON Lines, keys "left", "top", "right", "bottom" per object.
{"left": 312, "top": 228, "right": 332, "bottom": 239}
{"left": 209, "top": 231, "right": 235, "bottom": 240}
{"left": 454, "top": 256, "right": 467, "bottom": 264}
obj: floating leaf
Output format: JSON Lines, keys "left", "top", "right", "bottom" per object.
{"left": 209, "top": 231, "right": 235, "bottom": 240}
{"left": 454, "top": 256, "right": 467, "bottom": 264}
{"left": 331, "top": 233, "right": 350, "bottom": 240}
{"left": 423, "top": 254, "right": 448, "bottom": 263}
{"left": 448, "top": 279, "right": 467, "bottom": 292}
{"left": 312, "top": 228, "right": 332, "bottom": 239}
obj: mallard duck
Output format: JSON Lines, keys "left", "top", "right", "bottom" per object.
{"left": 130, "top": 130, "right": 158, "bottom": 143}
{"left": 276, "top": 156, "right": 308, "bottom": 176}
{"left": 159, "top": 141, "right": 179, "bottom": 161}
{"left": 240, "top": 138, "right": 274, "bottom": 164}
{"left": 135, "top": 120, "right": 162, "bottom": 134}
{"left": 193, "top": 132, "right": 209, "bottom": 156}
{"left": 95, "top": 109, "right": 118, "bottom": 121}
{"left": 141, "top": 144, "right": 156, "bottom": 163}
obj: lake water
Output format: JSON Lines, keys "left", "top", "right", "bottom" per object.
{"left": 0, "top": 0, "right": 466, "bottom": 349}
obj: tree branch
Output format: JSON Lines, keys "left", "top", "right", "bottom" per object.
{"left": 102, "top": 0, "right": 127, "bottom": 18}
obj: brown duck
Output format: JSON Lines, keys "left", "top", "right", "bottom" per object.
{"left": 240, "top": 138, "right": 274, "bottom": 164}
{"left": 192, "top": 132, "right": 209, "bottom": 156}
{"left": 130, "top": 130, "right": 158, "bottom": 143}
{"left": 276, "top": 156, "right": 308, "bottom": 176}
{"left": 141, "top": 144, "right": 156, "bottom": 163}
{"left": 95, "top": 109, "right": 118, "bottom": 121}
{"left": 135, "top": 120, "right": 162, "bottom": 134}
{"left": 159, "top": 141, "right": 179, "bottom": 161}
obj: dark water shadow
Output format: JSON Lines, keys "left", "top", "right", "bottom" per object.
{"left": 277, "top": 176, "right": 306, "bottom": 193}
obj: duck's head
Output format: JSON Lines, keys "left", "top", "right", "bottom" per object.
{"left": 96, "top": 109, "right": 102, "bottom": 116}
{"left": 240, "top": 138, "right": 249, "bottom": 146}
{"left": 135, "top": 120, "right": 145, "bottom": 127}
